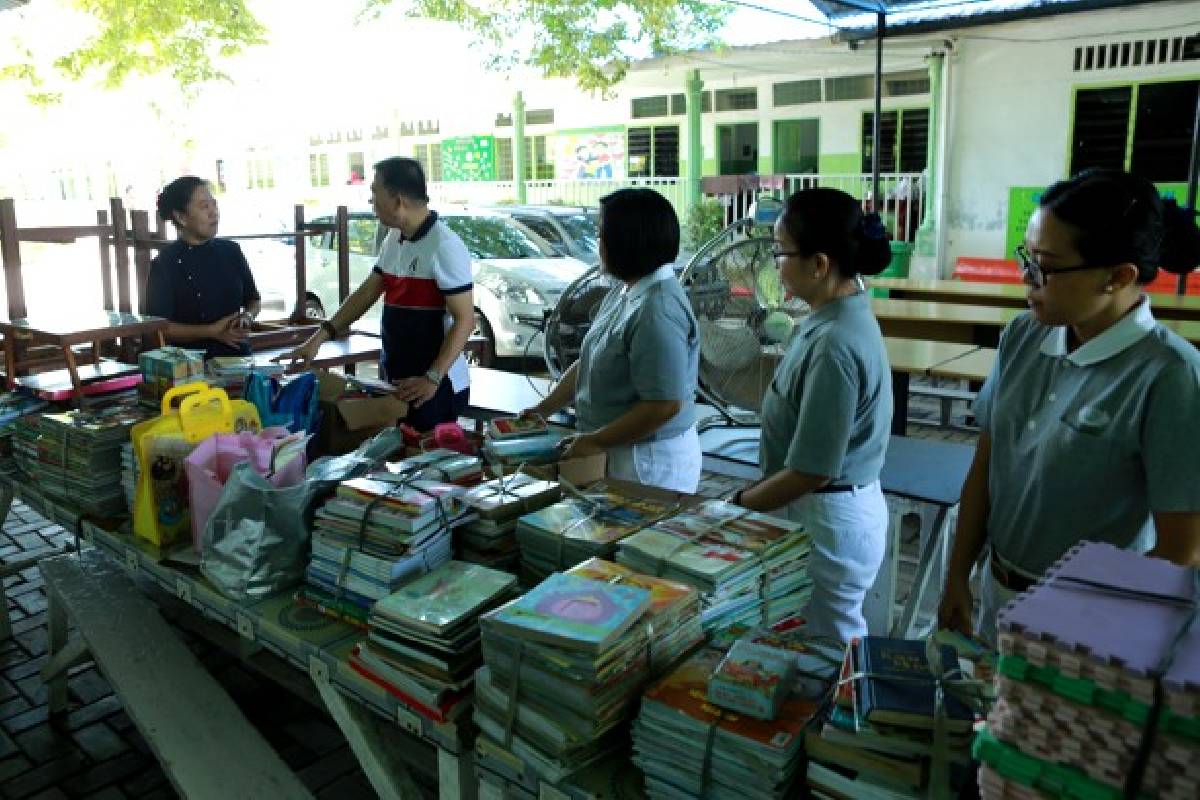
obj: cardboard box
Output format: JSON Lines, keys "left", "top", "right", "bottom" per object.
{"left": 315, "top": 371, "right": 408, "bottom": 456}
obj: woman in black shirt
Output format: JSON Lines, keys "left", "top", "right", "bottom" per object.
{"left": 145, "top": 176, "right": 261, "bottom": 358}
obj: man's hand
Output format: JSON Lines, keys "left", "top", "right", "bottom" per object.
{"left": 394, "top": 375, "right": 439, "bottom": 407}
{"left": 209, "top": 313, "right": 248, "bottom": 349}
{"left": 559, "top": 433, "right": 605, "bottom": 460}
{"left": 936, "top": 574, "right": 975, "bottom": 635}
{"left": 272, "top": 332, "right": 326, "bottom": 371}
{"left": 520, "top": 406, "right": 547, "bottom": 421}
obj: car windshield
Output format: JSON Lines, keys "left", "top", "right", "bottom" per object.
{"left": 443, "top": 215, "right": 546, "bottom": 259}
{"left": 557, "top": 214, "right": 598, "bottom": 255}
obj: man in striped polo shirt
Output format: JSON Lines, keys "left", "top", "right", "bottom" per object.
{"left": 282, "top": 157, "right": 474, "bottom": 431}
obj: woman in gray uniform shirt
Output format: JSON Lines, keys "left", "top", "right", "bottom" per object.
{"left": 525, "top": 188, "right": 702, "bottom": 493}
{"left": 732, "top": 188, "right": 894, "bottom": 643}
{"left": 938, "top": 169, "right": 1200, "bottom": 645}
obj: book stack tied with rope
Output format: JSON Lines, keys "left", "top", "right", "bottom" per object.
{"left": 457, "top": 472, "right": 561, "bottom": 571}
{"left": 12, "top": 402, "right": 153, "bottom": 516}
{"left": 475, "top": 570, "right": 693, "bottom": 783}
{"left": 806, "top": 634, "right": 987, "bottom": 799}
{"left": 616, "top": 500, "right": 812, "bottom": 634}
{"left": 0, "top": 391, "right": 47, "bottom": 476}
{"left": 296, "top": 473, "right": 464, "bottom": 627}
{"left": 633, "top": 644, "right": 823, "bottom": 800}
{"left": 349, "top": 560, "right": 518, "bottom": 724}
{"left": 514, "top": 484, "right": 678, "bottom": 583}
{"left": 975, "top": 541, "right": 1200, "bottom": 800}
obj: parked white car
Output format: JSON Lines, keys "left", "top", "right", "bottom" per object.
{"left": 304, "top": 207, "right": 589, "bottom": 364}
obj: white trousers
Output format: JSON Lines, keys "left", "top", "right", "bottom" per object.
{"left": 605, "top": 427, "right": 702, "bottom": 494}
{"left": 975, "top": 557, "right": 1018, "bottom": 648}
{"left": 785, "top": 481, "right": 888, "bottom": 644}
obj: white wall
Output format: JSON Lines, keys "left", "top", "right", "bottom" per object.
{"left": 939, "top": 0, "right": 1200, "bottom": 272}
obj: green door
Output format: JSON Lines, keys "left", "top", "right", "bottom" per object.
{"left": 773, "top": 119, "right": 819, "bottom": 175}
{"left": 718, "top": 123, "right": 759, "bottom": 175}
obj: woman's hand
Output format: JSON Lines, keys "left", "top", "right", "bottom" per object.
{"left": 937, "top": 574, "right": 975, "bottom": 635}
{"left": 208, "top": 313, "right": 247, "bottom": 349}
{"left": 559, "top": 433, "right": 605, "bottom": 460}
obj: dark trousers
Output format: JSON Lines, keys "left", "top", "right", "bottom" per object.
{"left": 404, "top": 379, "right": 470, "bottom": 433}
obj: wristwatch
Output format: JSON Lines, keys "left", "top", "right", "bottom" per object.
{"left": 424, "top": 367, "right": 443, "bottom": 385}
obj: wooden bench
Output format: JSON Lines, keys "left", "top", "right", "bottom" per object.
{"left": 39, "top": 550, "right": 313, "bottom": 800}
{"left": 908, "top": 383, "right": 977, "bottom": 429}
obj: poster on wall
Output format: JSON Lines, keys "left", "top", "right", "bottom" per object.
{"left": 555, "top": 131, "right": 625, "bottom": 180}
{"left": 441, "top": 136, "right": 497, "bottom": 182}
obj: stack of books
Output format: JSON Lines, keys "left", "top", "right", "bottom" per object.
{"left": 806, "top": 636, "right": 978, "bottom": 798}
{"left": 119, "top": 442, "right": 137, "bottom": 513}
{"left": 457, "top": 474, "right": 561, "bottom": 571}
{"left": 482, "top": 427, "right": 570, "bottom": 467}
{"left": 976, "top": 541, "right": 1200, "bottom": 800}
{"left": 0, "top": 391, "right": 47, "bottom": 476}
{"left": 205, "top": 356, "right": 286, "bottom": 397}
{"left": 297, "top": 474, "right": 463, "bottom": 626}
{"left": 349, "top": 560, "right": 518, "bottom": 723}
{"left": 11, "top": 402, "right": 153, "bottom": 516}
{"left": 633, "top": 647, "right": 820, "bottom": 800}
{"left": 515, "top": 486, "right": 677, "bottom": 582}
{"left": 138, "top": 347, "right": 205, "bottom": 407}
{"left": 475, "top": 572, "right": 655, "bottom": 782}
{"left": 616, "top": 500, "right": 812, "bottom": 633}
{"left": 566, "top": 557, "right": 705, "bottom": 675}
{"left": 385, "top": 448, "right": 483, "bottom": 486}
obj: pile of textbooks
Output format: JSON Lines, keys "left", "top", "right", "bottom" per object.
{"left": 475, "top": 572, "right": 665, "bottom": 782}
{"left": 0, "top": 391, "right": 47, "bottom": 476}
{"left": 11, "top": 402, "right": 152, "bottom": 516}
{"left": 806, "top": 635, "right": 980, "bottom": 799}
{"left": 349, "top": 560, "right": 518, "bottom": 723}
{"left": 457, "top": 474, "right": 561, "bottom": 571}
{"left": 617, "top": 500, "right": 812, "bottom": 632}
{"left": 633, "top": 647, "right": 821, "bottom": 800}
{"left": 515, "top": 486, "right": 677, "bottom": 582}
{"left": 138, "top": 347, "right": 205, "bottom": 407}
{"left": 976, "top": 541, "right": 1200, "bottom": 800}
{"left": 566, "top": 557, "right": 705, "bottom": 675}
{"left": 204, "top": 356, "right": 286, "bottom": 397}
{"left": 297, "top": 473, "right": 463, "bottom": 626}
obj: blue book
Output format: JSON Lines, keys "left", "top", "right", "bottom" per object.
{"left": 855, "top": 637, "right": 974, "bottom": 733}
{"left": 482, "top": 573, "right": 651, "bottom": 654}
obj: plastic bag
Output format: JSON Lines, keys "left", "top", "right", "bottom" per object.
{"left": 200, "top": 427, "right": 403, "bottom": 601}
{"left": 244, "top": 371, "right": 320, "bottom": 434}
{"left": 184, "top": 428, "right": 308, "bottom": 554}
{"left": 131, "top": 383, "right": 261, "bottom": 547}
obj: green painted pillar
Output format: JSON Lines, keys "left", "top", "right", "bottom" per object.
{"left": 915, "top": 53, "right": 944, "bottom": 257}
{"left": 686, "top": 69, "right": 704, "bottom": 215}
{"left": 513, "top": 91, "right": 527, "bottom": 204}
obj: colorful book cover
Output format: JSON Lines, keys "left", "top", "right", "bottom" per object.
{"left": 337, "top": 476, "right": 460, "bottom": 516}
{"left": 522, "top": 493, "right": 672, "bottom": 545}
{"left": 707, "top": 639, "right": 796, "bottom": 720}
{"left": 488, "top": 415, "right": 548, "bottom": 439}
{"left": 373, "top": 560, "right": 516, "bottom": 631}
{"left": 654, "top": 501, "right": 800, "bottom": 554}
{"left": 621, "top": 528, "right": 755, "bottom": 578}
{"left": 855, "top": 637, "right": 974, "bottom": 731}
{"left": 643, "top": 648, "right": 819, "bottom": 750}
{"left": 484, "top": 572, "right": 651, "bottom": 652}
{"left": 566, "top": 557, "right": 695, "bottom": 617}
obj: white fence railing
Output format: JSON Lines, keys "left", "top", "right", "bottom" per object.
{"left": 428, "top": 177, "right": 687, "bottom": 215}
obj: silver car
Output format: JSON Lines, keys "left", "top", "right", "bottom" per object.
{"left": 489, "top": 205, "right": 600, "bottom": 266}
{"left": 304, "top": 207, "right": 589, "bottom": 364}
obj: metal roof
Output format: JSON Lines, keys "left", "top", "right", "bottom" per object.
{"left": 0, "top": 0, "right": 30, "bottom": 9}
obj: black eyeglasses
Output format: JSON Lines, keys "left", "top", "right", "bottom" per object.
{"left": 1015, "top": 245, "right": 1108, "bottom": 288}
{"left": 771, "top": 247, "right": 801, "bottom": 260}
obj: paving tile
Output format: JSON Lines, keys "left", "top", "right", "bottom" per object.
{"left": 11, "top": 613, "right": 47, "bottom": 638}
{"left": 1, "top": 704, "right": 47, "bottom": 736}
{"left": 0, "top": 753, "right": 34, "bottom": 783}
{"left": 0, "top": 728, "right": 17, "bottom": 760}
{"left": 120, "top": 763, "right": 170, "bottom": 797}
{"left": 14, "top": 722, "right": 77, "bottom": 764}
{"left": 26, "top": 788, "right": 69, "bottom": 800}
{"left": 85, "top": 787, "right": 129, "bottom": 800}
{"left": 0, "top": 750, "right": 88, "bottom": 799}
{"left": 5, "top": 653, "right": 48, "bottom": 683}
{"left": 282, "top": 719, "right": 346, "bottom": 757}
{"left": 13, "top": 592, "right": 46, "bottom": 617}
{"left": 0, "top": 695, "right": 33, "bottom": 722}
{"left": 62, "top": 694, "right": 123, "bottom": 731}
{"left": 14, "top": 673, "right": 48, "bottom": 707}
{"left": 105, "top": 712, "right": 134, "bottom": 733}
{"left": 14, "top": 628, "right": 46, "bottom": 659}
{"left": 67, "top": 670, "right": 112, "bottom": 706}
{"left": 297, "top": 746, "right": 358, "bottom": 790}
{"left": 59, "top": 750, "right": 148, "bottom": 796}
{"left": 72, "top": 722, "right": 129, "bottom": 762}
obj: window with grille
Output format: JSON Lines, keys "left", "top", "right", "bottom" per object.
{"left": 495, "top": 113, "right": 513, "bottom": 128}
{"left": 826, "top": 74, "right": 874, "bottom": 101}
{"left": 309, "top": 153, "right": 330, "bottom": 187}
{"left": 670, "top": 94, "right": 687, "bottom": 115}
{"left": 413, "top": 144, "right": 443, "bottom": 181}
{"left": 773, "top": 80, "right": 822, "bottom": 107}
{"left": 654, "top": 127, "right": 680, "bottom": 177}
{"left": 627, "top": 126, "right": 679, "bottom": 177}
{"left": 526, "top": 108, "right": 555, "bottom": 125}
{"left": 1070, "top": 86, "right": 1134, "bottom": 174}
{"left": 1074, "top": 35, "right": 1199, "bottom": 71}
{"left": 1071, "top": 79, "right": 1200, "bottom": 181}
{"left": 632, "top": 96, "right": 670, "bottom": 119}
{"left": 496, "top": 138, "right": 513, "bottom": 181}
{"left": 884, "top": 70, "right": 930, "bottom": 97}
{"left": 523, "top": 136, "right": 554, "bottom": 179}
{"left": 715, "top": 88, "right": 757, "bottom": 111}
{"left": 862, "top": 109, "right": 929, "bottom": 173}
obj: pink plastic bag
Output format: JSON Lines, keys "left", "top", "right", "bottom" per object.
{"left": 184, "top": 427, "right": 307, "bottom": 553}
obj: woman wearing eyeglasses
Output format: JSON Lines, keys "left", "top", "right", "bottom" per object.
{"left": 730, "top": 188, "right": 893, "bottom": 644}
{"left": 938, "top": 168, "right": 1200, "bottom": 645}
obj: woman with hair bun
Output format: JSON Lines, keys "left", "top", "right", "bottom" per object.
{"left": 731, "top": 187, "right": 894, "bottom": 643}
{"left": 145, "top": 176, "right": 260, "bottom": 358}
{"left": 938, "top": 168, "right": 1200, "bottom": 645}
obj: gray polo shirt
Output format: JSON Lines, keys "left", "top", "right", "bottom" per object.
{"left": 975, "top": 299, "right": 1200, "bottom": 577}
{"left": 760, "top": 291, "right": 892, "bottom": 484}
{"left": 575, "top": 265, "right": 699, "bottom": 441}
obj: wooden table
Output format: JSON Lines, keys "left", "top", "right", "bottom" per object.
{"left": 872, "top": 277, "right": 1200, "bottom": 321}
{"left": 929, "top": 346, "right": 997, "bottom": 383}
{"left": 882, "top": 338, "right": 979, "bottom": 436}
{"left": 871, "top": 298, "right": 1019, "bottom": 347}
{"left": 0, "top": 311, "right": 168, "bottom": 403}
{"left": 255, "top": 334, "right": 382, "bottom": 372}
